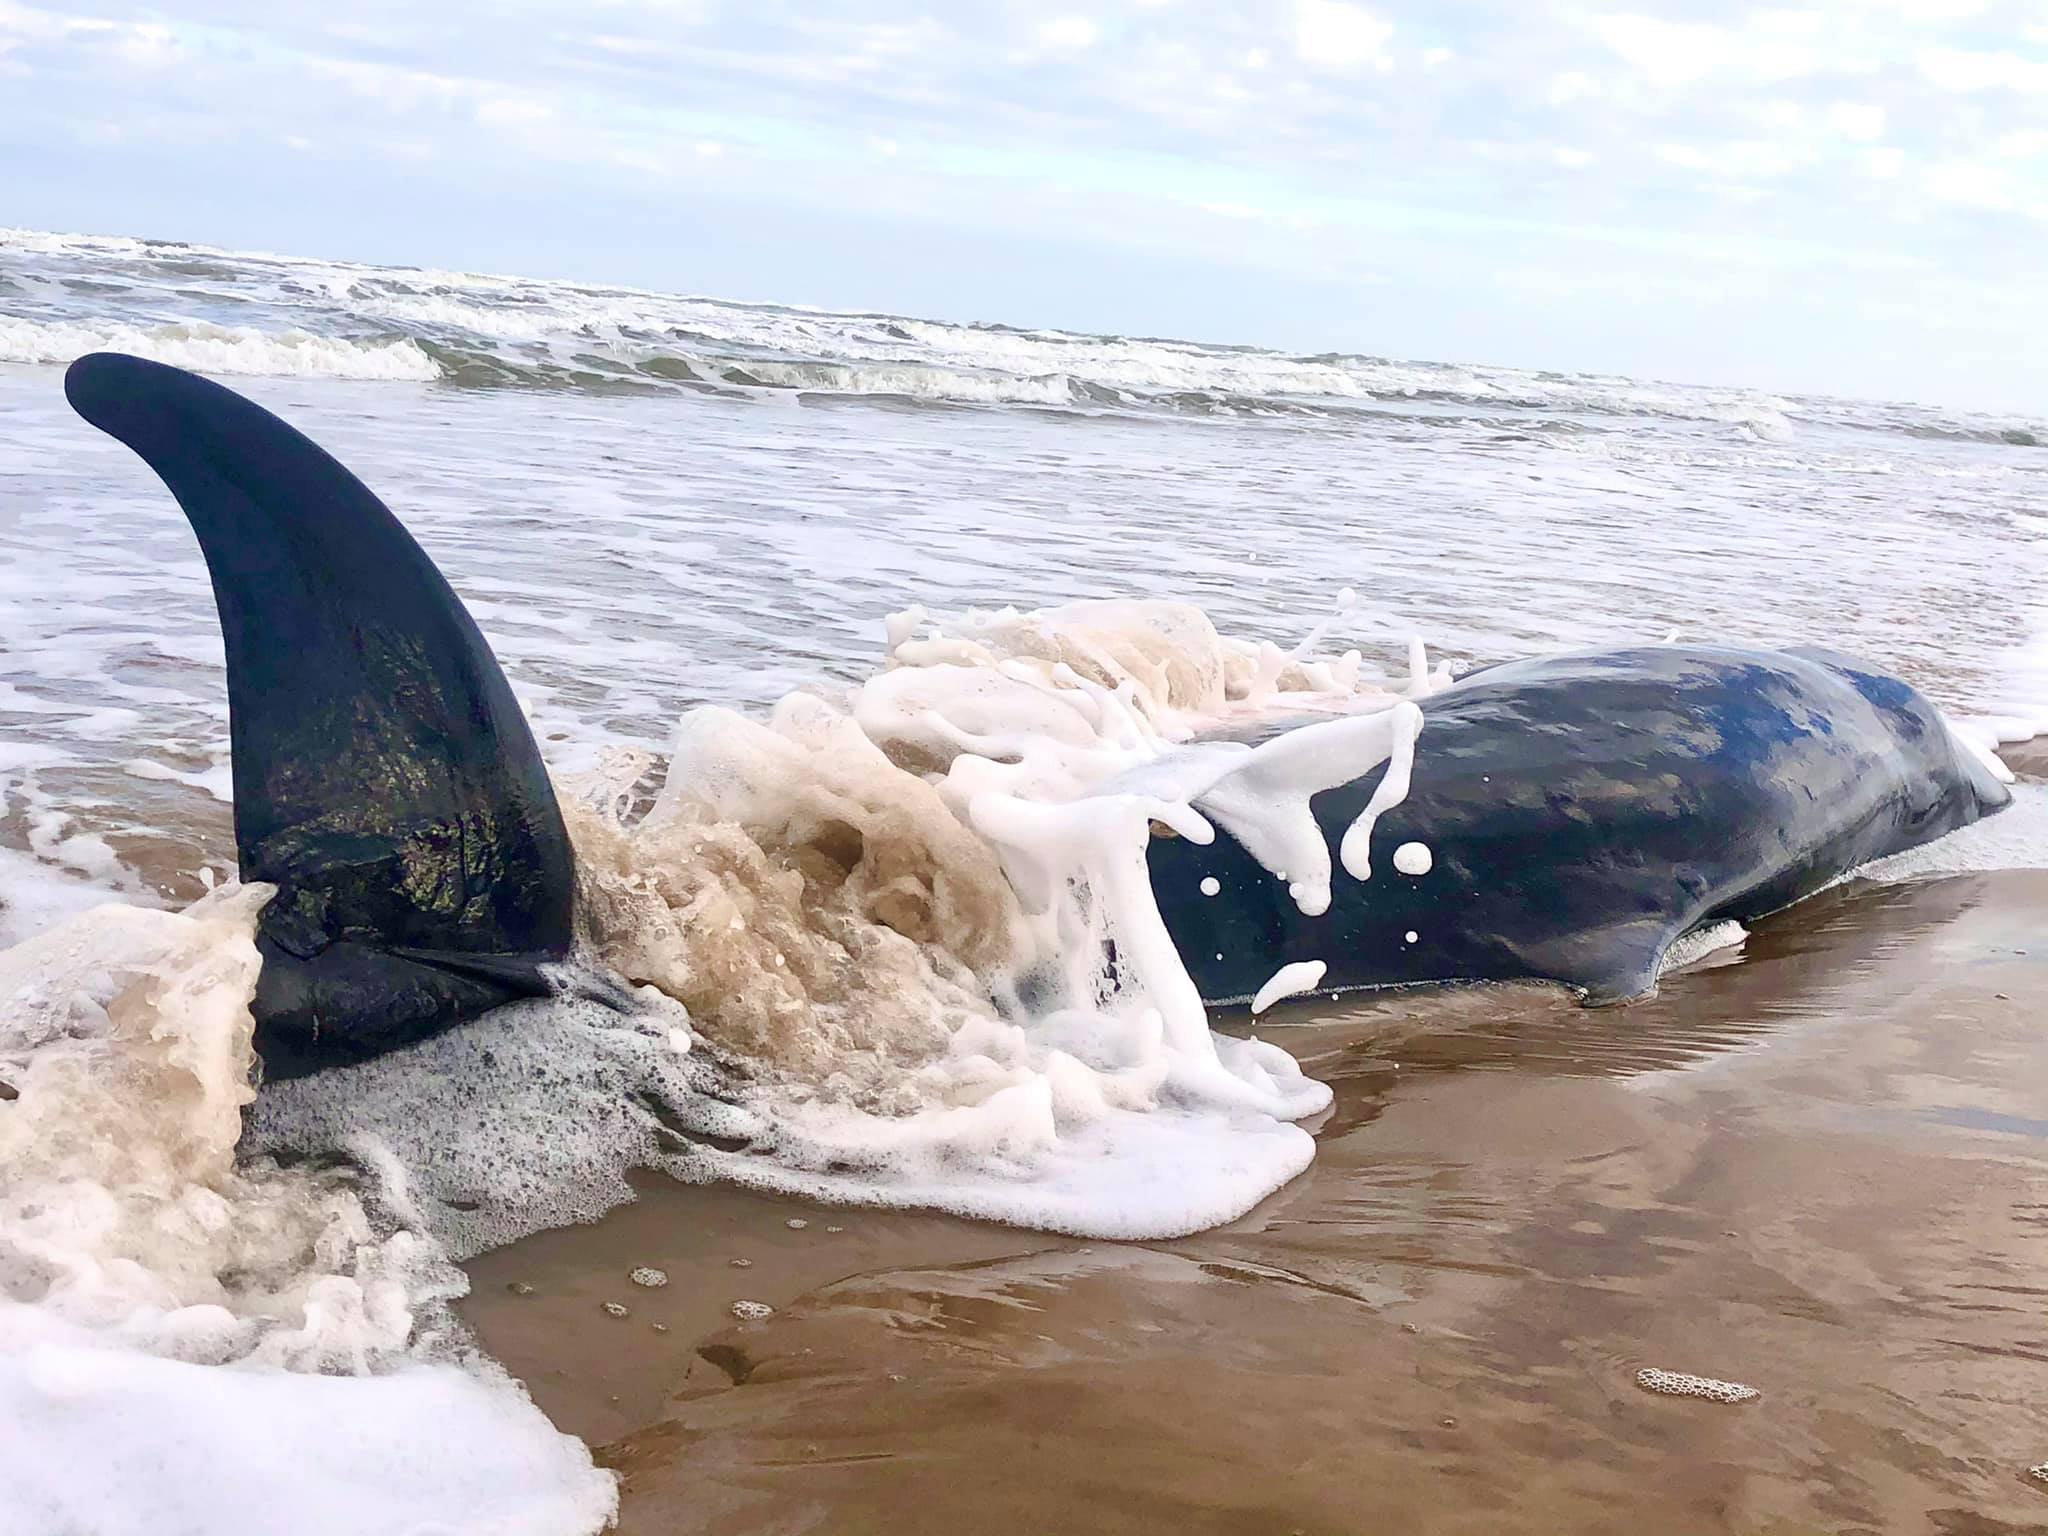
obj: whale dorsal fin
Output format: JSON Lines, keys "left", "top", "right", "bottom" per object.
{"left": 65, "top": 352, "right": 575, "bottom": 1070}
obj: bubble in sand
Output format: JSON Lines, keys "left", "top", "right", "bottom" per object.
{"left": 731, "top": 1300, "right": 774, "bottom": 1321}
{"left": 629, "top": 1266, "right": 669, "bottom": 1288}
{"left": 786, "top": 1217, "right": 809, "bottom": 1230}
{"left": 1393, "top": 841, "right": 1433, "bottom": 875}
{"left": 2028, "top": 1462, "right": 2048, "bottom": 1486}
{"left": 602, "top": 1301, "right": 630, "bottom": 1318}
{"left": 729, "top": 1257, "right": 753, "bottom": 1268}
{"left": 1635, "top": 1368, "right": 1758, "bottom": 1403}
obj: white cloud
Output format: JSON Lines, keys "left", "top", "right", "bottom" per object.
{"left": 0, "top": 3, "right": 180, "bottom": 68}
{"left": 1918, "top": 47, "right": 2048, "bottom": 93}
{"left": 1554, "top": 146, "right": 1595, "bottom": 168}
{"left": 1658, "top": 139, "right": 1811, "bottom": 180}
{"left": 475, "top": 96, "right": 554, "bottom": 129}
{"left": 1827, "top": 101, "right": 1886, "bottom": 142}
{"left": 1038, "top": 15, "right": 1100, "bottom": 52}
{"left": 1923, "top": 159, "right": 2038, "bottom": 215}
{"left": 1861, "top": 145, "right": 1906, "bottom": 179}
{"left": 1584, "top": 15, "right": 1735, "bottom": 89}
{"left": 113, "top": 20, "right": 177, "bottom": 68}
{"left": 1883, "top": 0, "right": 1989, "bottom": 18}
{"left": 1422, "top": 46, "right": 1452, "bottom": 67}
{"left": 868, "top": 134, "right": 899, "bottom": 157}
{"left": 1583, "top": 11, "right": 1848, "bottom": 89}
{"left": 1243, "top": 46, "right": 1269, "bottom": 69}
{"left": 1546, "top": 69, "right": 1599, "bottom": 106}
{"left": 1293, "top": 0, "right": 1392, "bottom": 73}
{"left": 309, "top": 56, "right": 475, "bottom": 111}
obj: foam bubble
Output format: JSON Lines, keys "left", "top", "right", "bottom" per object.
{"left": 1252, "top": 960, "right": 1328, "bottom": 1015}
{"left": 1392, "top": 840, "right": 1433, "bottom": 876}
{"left": 1200, "top": 876, "right": 1221, "bottom": 896}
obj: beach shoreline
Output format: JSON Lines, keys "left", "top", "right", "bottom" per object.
{"left": 458, "top": 869, "right": 2048, "bottom": 1533}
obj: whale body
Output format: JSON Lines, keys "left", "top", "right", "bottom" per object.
{"left": 1151, "top": 645, "right": 2012, "bottom": 1008}
{"left": 63, "top": 352, "right": 2012, "bottom": 1075}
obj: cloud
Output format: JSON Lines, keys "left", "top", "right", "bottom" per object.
{"left": 1827, "top": 101, "right": 1886, "bottom": 141}
{"left": 1918, "top": 46, "right": 2048, "bottom": 92}
{"left": 1038, "top": 15, "right": 1100, "bottom": 52}
{"left": 1657, "top": 139, "right": 1814, "bottom": 180}
{"left": 475, "top": 96, "right": 555, "bottom": 129}
{"left": 1293, "top": 0, "right": 1392, "bottom": 73}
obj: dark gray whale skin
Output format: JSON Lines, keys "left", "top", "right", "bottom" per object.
{"left": 65, "top": 352, "right": 577, "bottom": 1079}
{"left": 1152, "top": 645, "right": 2012, "bottom": 1007}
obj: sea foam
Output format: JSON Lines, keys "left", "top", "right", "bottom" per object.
{"left": 0, "top": 886, "right": 615, "bottom": 1534}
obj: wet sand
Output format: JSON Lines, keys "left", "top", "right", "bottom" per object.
{"left": 462, "top": 872, "right": 2048, "bottom": 1534}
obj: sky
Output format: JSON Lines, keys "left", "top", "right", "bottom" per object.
{"left": 2, "top": 0, "right": 2046, "bottom": 412}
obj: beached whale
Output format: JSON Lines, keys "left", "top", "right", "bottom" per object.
{"left": 63, "top": 352, "right": 2011, "bottom": 1078}
{"left": 65, "top": 351, "right": 578, "bottom": 1079}
{"left": 1152, "top": 645, "right": 2012, "bottom": 1008}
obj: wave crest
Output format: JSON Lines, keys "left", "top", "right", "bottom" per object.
{"left": 0, "top": 316, "right": 440, "bottom": 382}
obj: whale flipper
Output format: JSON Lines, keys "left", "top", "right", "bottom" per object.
{"left": 65, "top": 352, "right": 576, "bottom": 1078}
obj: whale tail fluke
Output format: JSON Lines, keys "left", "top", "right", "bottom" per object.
{"left": 65, "top": 352, "right": 577, "bottom": 1077}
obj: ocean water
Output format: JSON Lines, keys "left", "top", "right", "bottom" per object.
{"left": 4, "top": 226, "right": 2048, "bottom": 1534}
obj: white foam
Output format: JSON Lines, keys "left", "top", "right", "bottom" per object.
{"left": 0, "top": 888, "right": 615, "bottom": 1535}
{"left": 1657, "top": 920, "right": 1749, "bottom": 976}
{"left": 1251, "top": 960, "right": 1328, "bottom": 1015}
{"left": 4, "top": 1314, "right": 614, "bottom": 1536}
{"left": 0, "top": 844, "right": 129, "bottom": 949}
{"left": 1854, "top": 784, "right": 2048, "bottom": 882}
{"left": 522, "top": 598, "right": 1428, "bottom": 1238}
{"left": 0, "top": 315, "right": 439, "bottom": 382}
{"left": 1392, "top": 840, "right": 1433, "bottom": 876}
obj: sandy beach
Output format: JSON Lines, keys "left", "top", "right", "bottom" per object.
{"left": 455, "top": 867, "right": 2048, "bottom": 1534}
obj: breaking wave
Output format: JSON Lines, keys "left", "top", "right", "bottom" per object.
{"left": 0, "top": 315, "right": 439, "bottom": 382}
{"left": 21, "top": 224, "right": 2040, "bottom": 445}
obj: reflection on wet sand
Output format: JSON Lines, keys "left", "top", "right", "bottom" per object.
{"left": 463, "top": 873, "right": 2048, "bottom": 1534}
